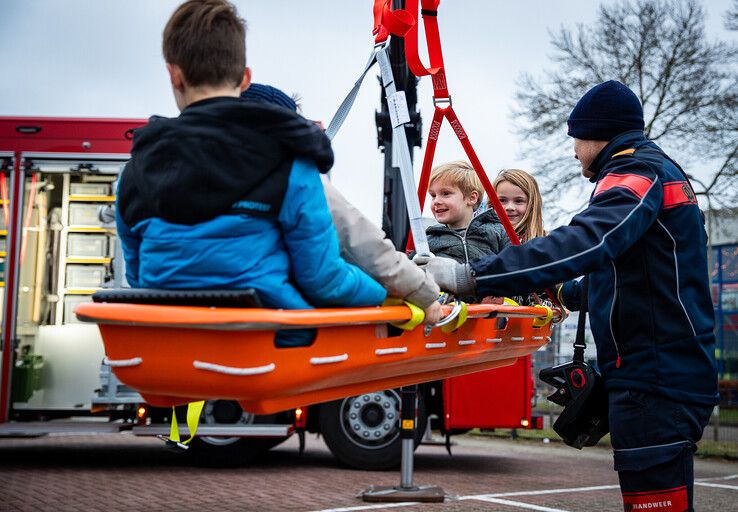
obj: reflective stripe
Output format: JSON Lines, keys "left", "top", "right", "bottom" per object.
{"left": 594, "top": 173, "right": 653, "bottom": 199}
{"left": 662, "top": 181, "right": 697, "bottom": 209}
{"left": 615, "top": 440, "right": 687, "bottom": 453}
{"left": 655, "top": 220, "right": 697, "bottom": 336}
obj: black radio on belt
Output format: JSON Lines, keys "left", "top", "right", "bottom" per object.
{"left": 539, "top": 359, "right": 609, "bottom": 449}
{"left": 538, "top": 276, "right": 609, "bottom": 449}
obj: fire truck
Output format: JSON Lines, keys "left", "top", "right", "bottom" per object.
{"left": 0, "top": 116, "right": 540, "bottom": 470}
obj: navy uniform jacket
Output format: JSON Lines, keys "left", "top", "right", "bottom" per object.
{"left": 472, "top": 130, "right": 718, "bottom": 406}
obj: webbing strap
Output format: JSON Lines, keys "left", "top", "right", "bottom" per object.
{"left": 532, "top": 304, "right": 554, "bottom": 327}
{"left": 375, "top": 46, "right": 430, "bottom": 256}
{"left": 403, "top": 0, "right": 447, "bottom": 97}
{"left": 573, "top": 276, "right": 589, "bottom": 363}
{"left": 384, "top": 297, "right": 426, "bottom": 329}
{"left": 385, "top": 0, "right": 562, "bottom": 310}
{"left": 376, "top": 1, "right": 519, "bottom": 250}
{"left": 325, "top": 44, "right": 385, "bottom": 141}
{"left": 373, "top": 0, "right": 415, "bottom": 43}
{"left": 410, "top": 104, "right": 522, "bottom": 248}
{"left": 167, "top": 400, "right": 205, "bottom": 448}
{"left": 392, "top": 302, "right": 426, "bottom": 331}
{"left": 325, "top": 36, "right": 429, "bottom": 255}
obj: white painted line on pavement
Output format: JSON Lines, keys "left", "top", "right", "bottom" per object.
{"left": 309, "top": 503, "right": 418, "bottom": 512}
{"left": 468, "top": 497, "right": 570, "bottom": 512}
{"left": 310, "top": 475, "right": 738, "bottom": 512}
{"left": 696, "top": 482, "right": 738, "bottom": 491}
{"left": 464, "top": 484, "right": 620, "bottom": 498}
{"left": 697, "top": 474, "right": 738, "bottom": 482}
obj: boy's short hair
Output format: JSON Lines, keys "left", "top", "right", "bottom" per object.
{"left": 163, "top": 0, "right": 246, "bottom": 87}
{"left": 429, "top": 160, "right": 484, "bottom": 210}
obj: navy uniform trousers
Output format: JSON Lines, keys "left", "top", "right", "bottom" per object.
{"left": 609, "top": 390, "right": 712, "bottom": 511}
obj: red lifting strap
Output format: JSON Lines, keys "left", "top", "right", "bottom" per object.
{"left": 382, "top": 0, "right": 520, "bottom": 249}
{"left": 373, "top": 0, "right": 414, "bottom": 43}
{"left": 377, "top": 1, "right": 561, "bottom": 309}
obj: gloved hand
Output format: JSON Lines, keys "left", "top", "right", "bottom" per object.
{"left": 414, "top": 256, "right": 476, "bottom": 296}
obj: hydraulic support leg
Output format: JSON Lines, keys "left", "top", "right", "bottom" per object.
{"left": 361, "top": 385, "right": 445, "bottom": 503}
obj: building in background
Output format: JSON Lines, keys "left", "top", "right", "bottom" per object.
{"left": 708, "top": 208, "right": 738, "bottom": 392}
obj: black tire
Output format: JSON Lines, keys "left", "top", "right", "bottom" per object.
{"left": 319, "top": 389, "right": 426, "bottom": 470}
{"left": 187, "top": 400, "right": 287, "bottom": 467}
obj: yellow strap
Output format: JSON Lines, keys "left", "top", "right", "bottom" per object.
{"left": 441, "top": 301, "right": 468, "bottom": 333}
{"left": 169, "top": 400, "right": 205, "bottom": 446}
{"left": 503, "top": 297, "right": 520, "bottom": 306}
{"left": 612, "top": 148, "right": 636, "bottom": 158}
{"left": 532, "top": 304, "right": 554, "bottom": 327}
{"left": 385, "top": 298, "right": 426, "bottom": 330}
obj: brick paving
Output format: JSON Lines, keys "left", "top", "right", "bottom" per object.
{"left": 0, "top": 432, "right": 735, "bottom": 511}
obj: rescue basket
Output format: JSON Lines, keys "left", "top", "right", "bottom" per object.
{"left": 75, "top": 289, "right": 556, "bottom": 414}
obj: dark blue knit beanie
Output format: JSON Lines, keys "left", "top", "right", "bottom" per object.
{"left": 567, "top": 80, "right": 644, "bottom": 140}
{"left": 240, "top": 83, "right": 297, "bottom": 112}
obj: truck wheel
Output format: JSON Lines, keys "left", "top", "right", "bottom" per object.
{"left": 319, "top": 389, "right": 426, "bottom": 470}
{"left": 188, "top": 400, "right": 286, "bottom": 467}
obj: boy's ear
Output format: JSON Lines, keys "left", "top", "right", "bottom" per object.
{"left": 467, "top": 190, "right": 480, "bottom": 207}
{"left": 239, "top": 67, "right": 252, "bottom": 93}
{"left": 166, "top": 63, "right": 185, "bottom": 93}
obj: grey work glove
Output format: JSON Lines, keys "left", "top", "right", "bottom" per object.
{"left": 414, "top": 256, "right": 476, "bottom": 296}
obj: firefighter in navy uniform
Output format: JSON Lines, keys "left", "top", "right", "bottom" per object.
{"left": 418, "top": 80, "right": 718, "bottom": 512}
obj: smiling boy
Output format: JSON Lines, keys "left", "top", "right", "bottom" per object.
{"left": 425, "top": 160, "right": 510, "bottom": 266}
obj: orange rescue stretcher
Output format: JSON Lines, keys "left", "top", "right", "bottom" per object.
{"left": 76, "top": 292, "right": 556, "bottom": 414}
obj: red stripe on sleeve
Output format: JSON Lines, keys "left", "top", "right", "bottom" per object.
{"left": 594, "top": 173, "right": 653, "bottom": 200}
{"left": 663, "top": 181, "right": 698, "bottom": 210}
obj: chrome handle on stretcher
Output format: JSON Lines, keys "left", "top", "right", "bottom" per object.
{"left": 424, "top": 301, "right": 463, "bottom": 336}
{"left": 431, "top": 301, "right": 463, "bottom": 328}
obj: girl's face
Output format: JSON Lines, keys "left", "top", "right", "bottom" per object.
{"left": 429, "top": 180, "right": 477, "bottom": 229}
{"left": 496, "top": 181, "right": 528, "bottom": 227}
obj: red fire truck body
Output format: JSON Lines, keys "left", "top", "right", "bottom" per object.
{"left": 0, "top": 117, "right": 538, "bottom": 469}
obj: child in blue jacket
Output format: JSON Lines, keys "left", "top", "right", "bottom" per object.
{"left": 116, "top": 0, "right": 386, "bottom": 346}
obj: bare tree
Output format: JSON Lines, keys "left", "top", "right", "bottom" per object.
{"left": 513, "top": 0, "right": 737, "bottom": 217}
{"left": 727, "top": 0, "right": 738, "bottom": 31}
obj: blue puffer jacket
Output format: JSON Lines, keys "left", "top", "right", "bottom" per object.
{"left": 116, "top": 97, "right": 386, "bottom": 344}
{"left": 471, "top": 130, "right": 718, "bottom": 406}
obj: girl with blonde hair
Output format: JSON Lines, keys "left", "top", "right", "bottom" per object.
{"left": 492, "top": 169, "right": 546, "bottom": 242}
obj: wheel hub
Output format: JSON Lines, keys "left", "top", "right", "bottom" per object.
{"left": 342, "top": 391, "right": 400, "bottom": 448}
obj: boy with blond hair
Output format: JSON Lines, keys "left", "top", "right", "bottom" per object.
{"left": 426, "top": 160, "right": 511, "bottom": 266}
{"left": 116, "top": 0, "right": 386, "bottom": 346}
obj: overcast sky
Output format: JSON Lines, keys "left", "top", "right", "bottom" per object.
{"left": 0, "top": 0, "right": 734, "bottom": 224}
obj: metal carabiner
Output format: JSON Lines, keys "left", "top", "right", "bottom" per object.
{"left": 424, "top": 301, "right": 463, "bottom": 336}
